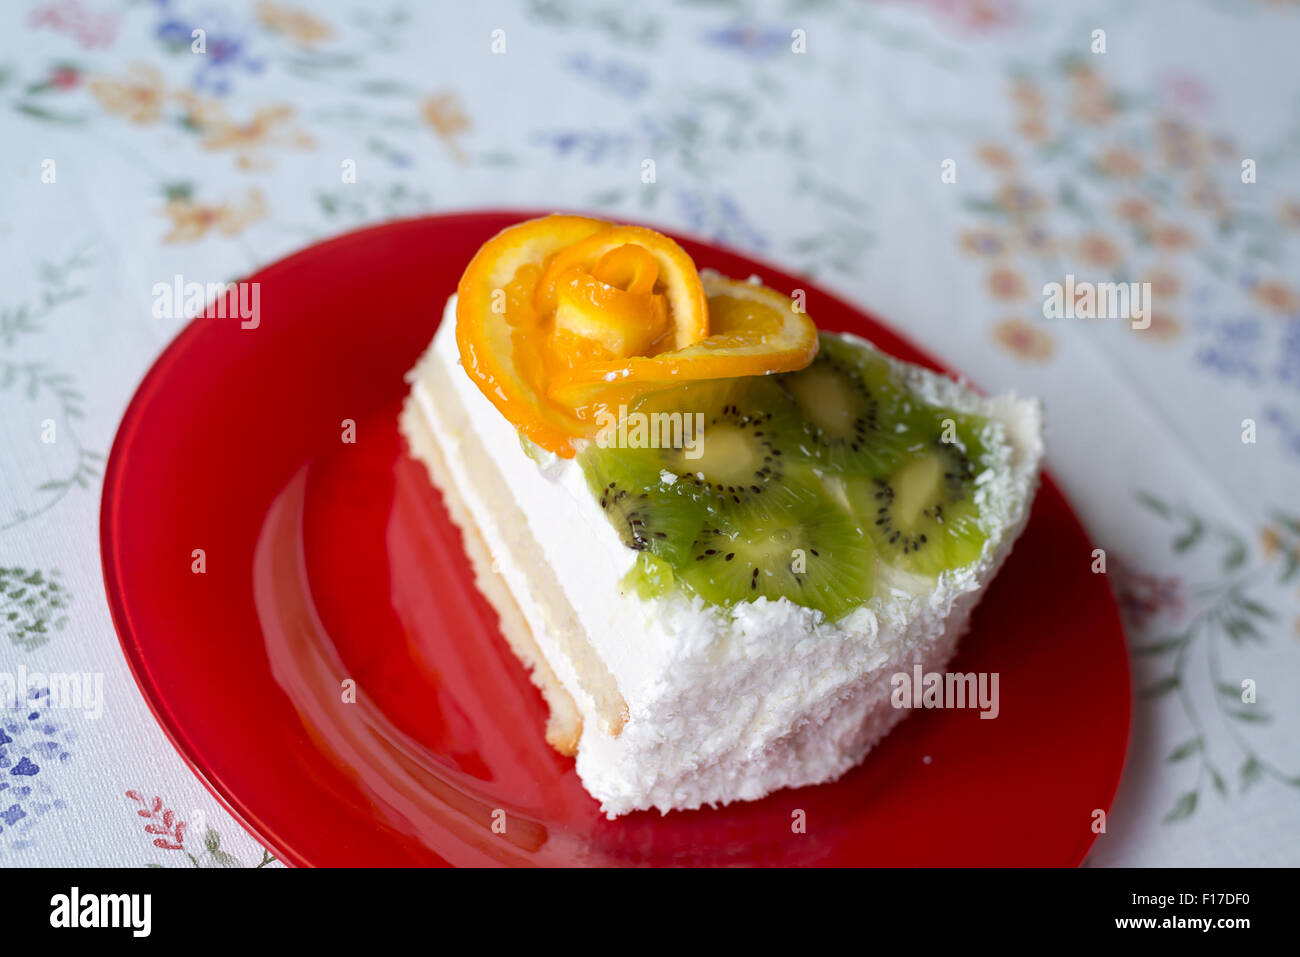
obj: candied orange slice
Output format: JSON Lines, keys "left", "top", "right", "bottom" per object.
{"left": 455, "top": 214, "right": 609, "bottom": 455}
{"left": 456, "top": 217, "right": 818, "bottom": 455}
{"left": 546, "top": 274, "right": 819, "bottom": 419}
{"left": 533, "top": 226, "right": 709, "bottom": 349}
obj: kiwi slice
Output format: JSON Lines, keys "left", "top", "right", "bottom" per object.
{"left": 775, "top": 335, "right": 908, "bottom": 476}
{"left": 678, "top": 498, "right": 874, "bottom": 621}
{"left": 584, "top": 473, "right": 706, "bottom": 565}
{"left": 847, "top": 410, "right": 990, "bottom": 577}
{"left": 585, "top": 377, "right": 817, "bottom": 520}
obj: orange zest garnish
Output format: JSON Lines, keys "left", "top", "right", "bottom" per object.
{"left": 552, "top": 267, "right": 671, "bottom": 358}
{"left": 454, "top": 216, "right": 819, "bottom": 457}
{"left": 533, "top": 226, "right": 708, "bottom": 349}
{"left": 591, "top": 244, "right": 659, "bottom": 295}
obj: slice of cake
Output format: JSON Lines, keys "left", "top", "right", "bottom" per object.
{"left": 401, "top": 215, "right": 1044, "bottom": 817}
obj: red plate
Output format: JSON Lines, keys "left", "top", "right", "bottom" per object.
{"left": 101, "top": 211, "right": 1130, "bottom": 867}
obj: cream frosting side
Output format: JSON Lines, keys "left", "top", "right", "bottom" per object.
{"left": 409, "top": 295, "right": 1045, "bottom": 817}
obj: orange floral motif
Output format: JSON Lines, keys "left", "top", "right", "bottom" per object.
{"left": 1016, "top": 116, "right": 1050, "bottom": 144}
{"left": 1154, "top": 116, "right": 1205, "bottom": 171}
{"left": 421, "top": 91, "right": 471, "bottom": 162}
{"left": 1138, "top": 312, "right": 1183, "bottom": 342}
{"left": 1146, "top": 268, "right": 1181, "bottom": 299}
{"left": 185, "top": 100, "right": 315, "bottom": 170}
{"left": 996, "top": 183, "right": 1047, "bottom": 216}
{"left": 1280, "top": 199, "right": 1300, "bottom": 230}
{"left": 1257, "top": 525, "right": 1300, "bottom": 591}
{"left": 958, "top": 228, "right": 1007, "bottom": 257}
{"left": 1010, "top": 77, "right": 1045, "bottom": 111}
{"left": 160, "top": 188, "right": 267, "bottom": 244}
{"left": 1187, "top": 180, "right": 1228, "bottom": 216}
{"left": 174, "top": 89, "right": 223, "bottom": 130}
{"left": 256, "top": 1, "right": 333, "bottom": 47}
{"left": 1016, "top": 224, "right": 1057, "bottom": 257}
{"left": 975, "top": 143, "right": 1016, "bottom": 171}
{"left": 1069, "top": 68, "right": 1115, "bottom": 127}
{"left": 1209, "top": 134, "right": 1238, "bottom": 159}
{"left": 1252, "top": 281, "right": 1299, "bottom": 315}
{"left": 1260, "top": 526, "right": 1283, "bottom": 559}
{"left": 1064, "top": 60, "right": 1099, "bottom": 82}
{"left": 1154, "top": 116, "right": 1194, "bottom": 144}
{"left": 986, "top": 266, "right": 1027, "bottom": 300}
{"left": 89, "top": 62, "right": 166, "bottom": 124}
{"left": 1114, "top": 196, "right": 1155, "bottom": 224}
{"left": 1149, "top": 224, "right": 1196, "bottom": 252}
{"left": 949, "top": 0, "right": 1019, "bottom": 32}
{"left": 992, "top": 318, "right": 1053, "bottom": 361}
{"left": 1096, "top": 146, "right": 1142, "bottom": 179}
{"left": 1076, "top": 233, "right": 1121, "bottom": 268}
{"left": 1071, "top": 95, "right": 1115, "bottom": 127}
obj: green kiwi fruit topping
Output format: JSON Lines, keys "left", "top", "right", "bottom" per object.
{"left": 577, "top": 333, "right": 1000, "bottom": 620}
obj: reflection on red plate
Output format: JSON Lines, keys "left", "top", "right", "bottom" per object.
{"left": 101, "top": 211, "right": 1130, "bottom": 867}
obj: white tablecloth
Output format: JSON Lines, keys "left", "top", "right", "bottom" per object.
{"left": 1, "top": 0, "right": 1297, "bottom": 866}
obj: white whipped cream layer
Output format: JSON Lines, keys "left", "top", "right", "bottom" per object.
{"left": 410, "top": 295, "right": 1044, "bottom": 817}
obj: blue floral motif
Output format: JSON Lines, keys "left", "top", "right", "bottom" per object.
{"left": 702, "top": 23, "right": 791, "bottom": 60}
{"left": 1191, "top": 314, "right": 1300, "bottom": 395}
{"left": 566, "top": 52, "right": 649, "bottom": 101}
{"left": 1264, "top": 406, "right": 1300, "bottom": 461}
{"left": 1192, "top": 317, "right": 1265, "bottom": 384}
{"left": 152, "top": 0, "right": 264, "bottom": 96}
{"left": 674, "top": 188, "right": 769, "bottom": 252}
{"left": 1276, "top": 319, "right": 1300, "bottom": 392}
{"left": 0, "top": 686, "right": 74, "bottom": 854}
{"left": 530, "top": 128, "right": 633, "bottom": 163}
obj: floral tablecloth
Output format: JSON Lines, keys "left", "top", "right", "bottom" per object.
{"left": 1, "top": 0, "right": 1297, "bottom": 867}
